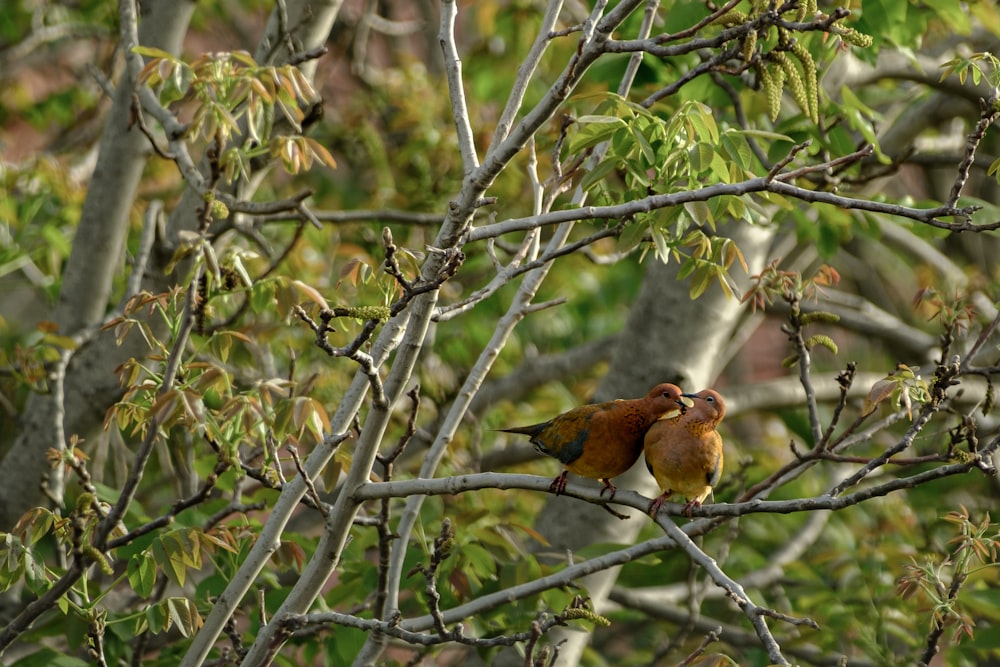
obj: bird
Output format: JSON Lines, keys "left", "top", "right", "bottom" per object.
{"left": 644, "top": 388, "right": 726, "bottom": 517}
{"left": 497, "top": 383, "right": 690, "bottom": 499}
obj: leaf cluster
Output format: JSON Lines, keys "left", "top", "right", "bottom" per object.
{"left": 134, "top": 47, "right": 335, "bottom": 181}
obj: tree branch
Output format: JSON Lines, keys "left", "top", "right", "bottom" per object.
{"left": 490, "top": 0, "right": 565, "bottom": 147}
{"left": 439, "top": 0, "right": 479, "bottom": 173}
{"left": 467, "top": 162, "right": 989, "bottom": 243}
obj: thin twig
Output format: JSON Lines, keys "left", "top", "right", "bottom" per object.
{"left": 678, "top": 627, "right": 722, "bottom": 667}
{"left": 130, "top": 93, "right": 175, "bottom": 159}
{"left": 766, "top": 141, "right": 811, "bottom": 181}
{"left": 782, "top": 293, "right": 824, "bottom": 447}
{"left": 128, "top": 200, "right": 163, "bottom": 299}
{"left": 107, "top": 459, "right": 230, "bottom": 549}
{"left": 287, "top": 445, "right": 326, "bottom": 518}
{"left": 491, "top": 0, "right": 565, "bottom": 147}
{"left": 818, "top": 362, "right": 856, "bottom": 450}
{"left": 945, "top": 96, "right": 1000, "bottom": 208}
{"left": 653, "top": 514, "right": 792, "bottom": 665}
{"left": 439, "top": 0, "right": 479, "bottom": 173}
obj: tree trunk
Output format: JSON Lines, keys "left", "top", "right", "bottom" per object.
{"left": 0, "top": 0, "right": 195, "bottom": 531}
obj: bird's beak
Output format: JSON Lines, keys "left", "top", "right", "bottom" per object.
{"left": 657, "top": 394, "right": 695, "bottom": 421}
{"left": 657, "top": 407, "right": 683, "bottom": 421}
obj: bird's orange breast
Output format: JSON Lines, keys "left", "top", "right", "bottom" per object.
{"left": 643, "top": 418, "right": 723, "bottom": 502}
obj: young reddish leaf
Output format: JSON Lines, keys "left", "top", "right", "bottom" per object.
{"left": 862, "top": 378, "right": 897, "bottom": 417}
{"left": 290, "top": 280, "right": 330, "bottom": 309}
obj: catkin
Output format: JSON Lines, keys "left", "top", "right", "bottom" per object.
{"left": 840, "top": 27, "right": 874, "bottom": 48}
{"left": 790, "top": 41, "right": 819, "bottom": 122}
{"left": 775, "top": 52, "right": 810, "bottom": 120}
{"left": 796, "top": 0, "right": 818, "bottom": 22}
{"left": 759, "top": 64, "right": 782, "bottom": 122}
{"left": 806, "top": 334, "right": 840, "bottom": 355}
{"left": 714, "top": 10, "right": 748, "bottom": 25}
{"left": 742, "top": 30, "right": 758, "bottom": 62}
{"left": 800, "top": 311, "right": 841, "bottom": 326}
{"left": 344, "top": 305, "right": 391, "bottom": 321}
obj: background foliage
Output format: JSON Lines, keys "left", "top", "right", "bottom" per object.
{"left": 1, "top": 1, "right": 999, "bottom": 666}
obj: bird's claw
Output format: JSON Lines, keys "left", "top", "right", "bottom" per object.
{"left": 549, "top": 471, "right": 569, "bottom": 495}
{"left": 682, "top": 499, "right": 701, "bottom": 517}
{"left": 647, "top": 492, "right": 671, "bottom": 516}
{"left": 598, "top": 479, "right": 617, "bottom": 500}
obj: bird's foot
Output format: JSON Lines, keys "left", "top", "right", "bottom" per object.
{"left": 595, "top": 479, "right": 627, "bottom": 519}
{"left": 682, "top": 498, "right": 702, "bottom": 517}
{"left": 549, "top": 471, "right": 569, "bottom": 495}
{"left": 647, "top": 492, "right": 672, "bottom": 515}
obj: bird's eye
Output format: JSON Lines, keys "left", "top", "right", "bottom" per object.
{"left": 705, "top": 395, "right": 715, "bottom": 403}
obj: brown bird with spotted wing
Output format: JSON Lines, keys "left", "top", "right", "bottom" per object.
{"left": 498, "top": 383, "right": 689, "bottom": 499}
{"left": 644, "top": 388, "right": 726, "bottom": 516}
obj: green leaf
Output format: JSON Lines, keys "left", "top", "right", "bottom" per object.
{"left": 619, "top": 219, "right": 649, "bottom": 252}
{"left": 676, "top": 257, "right": 696, "bottom": 280}
{"left": 713, "top": 195, "right": 746, "bottom": 223}
{"left": 823, "top": 124, "right": 859, "bottom": 159}
{"left": 567, "top": 116, "right": 624, "bottom": 154}
{"left": 924, "top": 0, "right": 971, "bottom": 34}
{"left": 988, "top": 155, "right": 1000, "bottom": 180}
{"left": 839, "top": 85, "right": 883, "bottom": 121}
{"left": 330, "top": 627, "right": 368, "bottom": 665}
{"left": 817, "top": 220, "right": 841, "bottom": 259}
{"left": 580, "top": 157, "right": 620, "bottom": 193}
{"left": 970, "top": 2, "right": 1000, "bottom": 35}
{"left": 154, "top": 529, "right": 201, "bottom": 588}
{"left": 23, "top": 508, "right": 55, "bottom": 546}
{"left": 623, "top": 161, "right": 651, "bottom": 188}
{"left": 22, "top": 548, "right": 48, "bottom": 591}
{"left": 708, "top": 150, "right": 730, "bottom": 184}
{"left": 459, "top": 542, "right": 498, "bottom": 587}
{"left": 651, "top": 227, "right": 671, "bottom": 261}
{"left": 146, "top": 600, "right": 169, "bottom": 634}
{"left": 631, "top": 124, "right": 656, "bottom": 165}
{"left": 250, "top": 279, "right": 276, "bottom": 314}
{"left": 689, "top": 263, "right": 713, "bottom": 299}
{"left": 684, "top": 200, "right": 712, "bottom": 226}
{"left": 839, "top": 102, "right": 889, "bottom": 163}
{"left": 859, "top": 0, "right": 922, "bottom": 46}
{"left": 131, "top": 45, "right": 176, "bottom": 61}
{"left": 8, "top": 647, "right": 88, "bottom": 667}
{"left": 721, "top": 133, "right": 753, "bottom": 171}
{"left": 230, "top": 49, "right": 259, "bottom": 67}
{"left": 685, "top": 101, "right": 718, "bottom": 143}
{"left": 166, "top": 597, "right": 202, "bottom": 638}
{"left": 610, "top": 125, "right": 634, "bottom": 157}
{"left": 128, "top": 550, "right": 157, "bottom": 598}
{"left": 728, "top": 128, "right": 794, "bottom": 142}
{"left": 957, "top": 195, "right": 1000, "bottom": 221}
{"left": 688, "top": 142, "right": 715, "bottom": 173}
{"left": 161, "top": 63, "right": 192, "bottom": 106}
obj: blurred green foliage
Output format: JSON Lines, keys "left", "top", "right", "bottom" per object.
{"left": 1, "top": 0, "right": 999, "bottom": 666}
